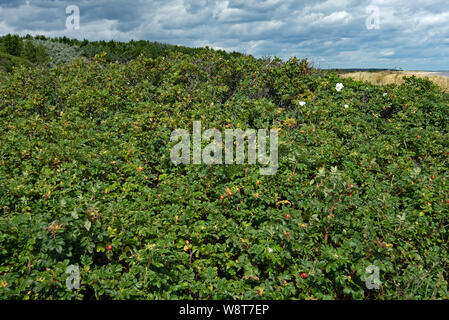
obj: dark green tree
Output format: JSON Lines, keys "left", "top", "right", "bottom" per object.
{"left": 23, "top": 40, "right": 49, "bottom": 64}
{"left": 1, "top": 34, "right": 23, "bottom": 56}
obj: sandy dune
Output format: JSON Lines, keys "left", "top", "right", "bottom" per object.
{"left": 341, "top": 71, "right": 449, "bottom": 92}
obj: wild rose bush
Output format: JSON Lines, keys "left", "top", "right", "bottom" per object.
{"left": 1, "top": 49, "right": 449, "bottom": 299}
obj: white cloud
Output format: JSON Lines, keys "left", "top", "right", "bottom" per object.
{"left": 379, "top": 49, "right": 395, "bottom": 56}
{"left": 319, "top": 11, "right": 352, "bottom": 24}
{"left": 0, "top": 0, "right": 447, "bottom": 70}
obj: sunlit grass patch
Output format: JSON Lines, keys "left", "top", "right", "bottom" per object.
{"left": 341, "top": 71, "right": 449, "bottom": 92}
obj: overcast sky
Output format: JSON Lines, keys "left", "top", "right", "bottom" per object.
{"left": 0, "top": 0, "right": 448, "bottom": 70}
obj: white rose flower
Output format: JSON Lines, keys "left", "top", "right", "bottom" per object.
{"left": 267, "top": 248, "right": 273, "bottom": 253}
{"left": 298, "top": 101, "right": 306, "bottom": 106}
{"left": 336, "top": 83, "right": 344, "bottom": 92}
{"left": 344, "top": 104, "right": 349, "bottom": 109}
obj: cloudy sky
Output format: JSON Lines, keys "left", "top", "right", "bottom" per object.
{"left": 0, "top": 0, "right": 448, "bottom": 70}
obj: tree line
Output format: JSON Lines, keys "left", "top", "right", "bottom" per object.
{"left": 0, "top": 34, "right": 243, "bottom": 72}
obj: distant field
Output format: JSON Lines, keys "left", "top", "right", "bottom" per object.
{"left": 341, "top": 71, "right": 449, "bottom": 92}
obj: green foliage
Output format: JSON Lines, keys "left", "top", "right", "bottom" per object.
{"left": 0, "top": 35, "right": 50, "bottom": 70}
{"left": 0, "top": 52, "right": 32, "bottom": 72}
{"left": 0, "top": 47, "right": 449, "bottom": 300}
{"left": 0, "top": 34, "right": 242, "bottom": 70}
{"left": 22, "top": 41, "right": 49, "bottom": 65}
{"left": 31, "top": 40, "right": 81, "bottom": 67}
{"left": 73, "top": 39, "right": 242, "bottom": 64}
{"left": 0, "top": 34, "right": 24, "bottom": 56}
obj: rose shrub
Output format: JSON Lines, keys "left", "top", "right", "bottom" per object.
{"left": 0, "top": 48, "right": 449, "bottom": 299}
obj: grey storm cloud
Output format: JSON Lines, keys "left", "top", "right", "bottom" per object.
{"left": 0, "top": 0, "right": 27, "bottom": 7}
{"left": 0, "top": 0, "right": 448, "bottom": 70}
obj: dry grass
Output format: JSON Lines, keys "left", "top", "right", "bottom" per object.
{"left": 341, "top": 71, "right": 449, "bottom": 92}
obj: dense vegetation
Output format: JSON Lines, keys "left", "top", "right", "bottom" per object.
{"left": 1, "top": 37, "right": 449, "bottom": 300}
{"left": 0, "top": 34, "right": 242, "bottom": 71}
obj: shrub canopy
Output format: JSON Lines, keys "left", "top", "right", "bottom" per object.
{"left": 1, "top": 48, "right": 449, "bottom": 299}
